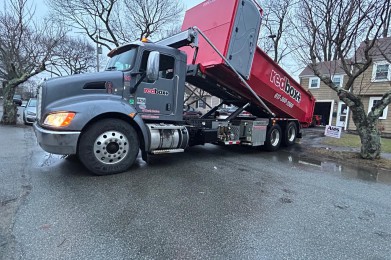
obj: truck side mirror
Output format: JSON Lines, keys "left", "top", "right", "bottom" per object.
{"left": 146, "top": 51, "right": 160, "bottom": 81}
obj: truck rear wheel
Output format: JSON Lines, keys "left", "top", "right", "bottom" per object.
{"left": 283, "top": 122, "right": 297, "bottom": 146}
{"left": 78, "top": 119, "right": 139, "bottom": 175}
{"left": 265, "top": 124, "right": 282, "bottom": 151}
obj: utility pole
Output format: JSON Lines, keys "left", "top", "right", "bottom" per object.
{"left": 96, "top": 29, "right": 102, "bottom": 72}
{"left": 96, "top": 33, "right": 100, "bottom": 72}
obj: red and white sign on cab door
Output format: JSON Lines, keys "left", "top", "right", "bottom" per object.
{"left": 324, "top": 125, "right": 342, "bottom": 138}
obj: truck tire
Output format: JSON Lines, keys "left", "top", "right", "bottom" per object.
{"left": 78, "top": 119, "right": 139, "bottom": 175}
{"left": 283, "top": 122, "right": 297, "bottom": 146}
{"left": 264, "top": 124, "right": 282, "bottom": 151}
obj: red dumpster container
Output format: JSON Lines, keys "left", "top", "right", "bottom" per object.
{"left": 181, "top": 0, "right": 315, "bottom": 125}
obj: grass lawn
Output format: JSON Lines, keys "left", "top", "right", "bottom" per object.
{"left": 322, "top": 133, "right": 391, "bottom": 153}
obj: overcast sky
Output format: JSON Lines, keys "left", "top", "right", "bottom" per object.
{"left": 186, "top": 0, "right": 205, "bottom": 9}
{"left": 29, "top": 0, "right": 300, "bottom": 79}
{"left": 34, "top": 0, "right": 205, "bottom": 17}
{"left": 28, "top": 0, "right": 206, "bottom": 81}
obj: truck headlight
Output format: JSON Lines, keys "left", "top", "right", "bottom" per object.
{"left": 44, "top": 112, "right": 76, "bottom": 127}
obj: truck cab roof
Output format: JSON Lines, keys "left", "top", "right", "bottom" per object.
{"left": 108, "top": 41, "right": 183, "bottom": 58}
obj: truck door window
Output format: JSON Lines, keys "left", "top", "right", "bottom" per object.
{"left": 159, "top": 55, "right": 175, "bottom": 79}
{"left": 140, "top": 51, "right": 175, "bottom": 80}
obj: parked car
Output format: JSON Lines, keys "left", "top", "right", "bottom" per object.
{"left": 23, "top": 98, "right": 37, "bottom": 125}
{"left": 13, "top": 95, "right": 22, "bottom": 106}
{"left": 183, "top": 105, "right": 202, "bottom": 118}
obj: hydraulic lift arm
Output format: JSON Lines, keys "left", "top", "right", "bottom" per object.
{"left": 157, "top": 29, "right": 199, "bottom": 49}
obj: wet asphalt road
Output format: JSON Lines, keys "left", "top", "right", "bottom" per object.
{"left": 1, "top": 112, "right": 391, "bottom": 259}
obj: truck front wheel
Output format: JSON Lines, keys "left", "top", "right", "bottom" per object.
{"left": 264, "top": 124, "right": 282, "bottom": 151}
{"left": 78, "top": 119, "right": 139, "bottom": 175}
{"left": 283, "top": 122, "right": 297, "bottom": 146}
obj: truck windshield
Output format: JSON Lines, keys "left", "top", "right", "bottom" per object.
{"left": 106, "top": 47, "right": 137, "bottom": 71}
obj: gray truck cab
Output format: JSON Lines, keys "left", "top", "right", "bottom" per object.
{"left": 34, "top": 41, "right": 189, "bottom": 175}
{"left": 108, "top": 41, "right": 187, "bottom": 122}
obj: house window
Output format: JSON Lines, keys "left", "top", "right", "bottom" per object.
{"left": 368, "top": 97, "right": 388, "bottom": 119}
{"left": 197, "top": 98, "right": 206, "bottom": 109}
{"left": 372, "top": 62, "right": 390, "bottom": 82}
{"left": 309, "top": 77, "right": 320, "bottom": 89}
{"left": 332, "top": 75, "right": 343, "bottom": 88}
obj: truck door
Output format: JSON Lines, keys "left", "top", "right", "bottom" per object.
{"left": 134, "top": 50, "right": 178, "bottom": 119}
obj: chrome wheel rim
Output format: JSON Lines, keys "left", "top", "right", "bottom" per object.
{"left": 93, "top": 130, "right": 129, "bottom": 165}
{"left": 271, "top": 129, "right": 280, "bottom": 146}
{"left": 288, "top": 126, "right": 296, "bottom": 142}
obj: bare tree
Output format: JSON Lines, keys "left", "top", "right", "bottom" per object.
{"left": 259, "top": 0, "right": 296, "bottom": 64}
{"left": 158, "top": 25, "right": 182, "bottom": 40}
{"left": 47, "top": 0, "right": 121, "bottom": 50}
{"left": 48, "top": 37, "right": 95, "bottom": 76}
{"left": 0, "top": 0, "right": 64, "bottom": 125}
{"left": 293, "top": 0, "right": 391, "bottom": 159}
{"left": 293, "top": 0, "right": 350, "bottom": 63}
{"left": 382, "top": 0, "right": 390, "bottom": 37}
{"left": 124, "top": 0, "right": 184, "bottom": 40}
{"left": 21, "top": 79, "right": 39, "bottom": 99}
{"left": 47, "top": 0, "right": 184, "bottom": 51}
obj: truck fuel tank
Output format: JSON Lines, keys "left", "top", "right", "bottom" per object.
{"left": 147, "top": 124, "right": 189, "bottom": 153}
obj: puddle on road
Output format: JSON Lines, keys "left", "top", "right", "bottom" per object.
{"left": 31, "top": 152, "right": 61, "bottom": 168}
{"left": 34, "top": 147, "right": 390, "bottom": 185}
{"left": 266, "top": 151, "right": 391, "bottom": 185}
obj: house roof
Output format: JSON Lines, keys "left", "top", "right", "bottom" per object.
{"left": 299, "top": 60, "right": 347, "bottom": 77}
{"left": 299, "top": 37, "right": 391, "bottom": 77}
{"left": 354, "top": 37, "right": 391, "bottom": 62}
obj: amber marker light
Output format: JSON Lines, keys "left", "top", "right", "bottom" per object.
{"left": 129, "top": 113, "right": 136, "bottom": 118}
{"left": 44, "top": 112, "right": 76, "bottom": 127}
{"left": 141, "top": 37, "right": 149, "bottom": 43}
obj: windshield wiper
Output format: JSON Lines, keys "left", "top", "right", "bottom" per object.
{"left": 106, "top": 67, "right": 117, "bottom": 71}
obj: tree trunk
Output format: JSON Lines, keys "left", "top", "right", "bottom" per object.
{"left": 357, "top": 123, "right": 381, "bottom": 159}
{"left": 341, "top": 93, "right": 382, "bottom": 160}
{"left": 350, "top": 106, "right": 381, "bottom": 159}
{"left": 0, "top": 84, "right": 18, "bottom": 125}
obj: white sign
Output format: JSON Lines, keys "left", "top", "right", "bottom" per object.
{"left": 324, "top": 125, "right": 342, "bottom": 138}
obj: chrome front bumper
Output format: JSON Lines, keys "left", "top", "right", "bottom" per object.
{"left": 33, "top": 123, "right": 81, "bottom": 155}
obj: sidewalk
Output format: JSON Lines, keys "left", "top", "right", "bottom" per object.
{"left": 0, "top": 123, "right": 35, "bottom": 258}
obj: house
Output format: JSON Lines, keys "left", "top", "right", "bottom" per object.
{"left": 299, "top": 60, "right": 347, "bottom": 128}
{"left": 299, "top": 37, "right": 391, "bottom": 135}
{"left": 184, "top": 83, "right": 222, "bottom": 114}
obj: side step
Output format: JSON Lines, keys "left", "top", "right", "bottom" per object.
{"left": 150, "top": 149, "right": 185, "bottom": 155}
{"left": 222, "top": 140, "right": 241, "bottom": 145}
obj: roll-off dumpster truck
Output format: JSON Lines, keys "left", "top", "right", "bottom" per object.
{"left": 34, "top": 0, "right": 315, "bottom": 175}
